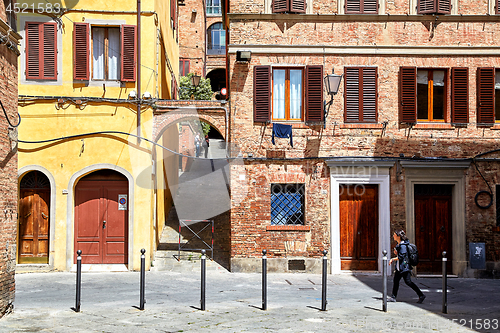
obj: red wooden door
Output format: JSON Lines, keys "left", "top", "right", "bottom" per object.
{"left": 414, "top": 184, "right": 452, "bottom": 273}
{"left": 75, "top": 180, "right": 128, "bottom": 264}
{"left": 19, "top": 189, "right": 50, "bottom": 263}
{"left": 340, "top": 184, "right": 378, "bottom": 270}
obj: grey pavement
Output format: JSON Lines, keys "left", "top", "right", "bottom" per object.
{"left": 1, "top": 270, "right": 499, "bottom": 332}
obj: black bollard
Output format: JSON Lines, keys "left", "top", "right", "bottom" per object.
{"left": 140, "top": 248, "right": 146, "bottom": 310}
{"left": 75, "top": 250, "right": 82, "bottom": 312}
{"left": 262, "top": 250, "right": 267, "bottom": 311}
{"left": 321, "top": 250, "right": 328, "bottom": 311}
{"left": 442, "top": 251, "right": 447, "bottom": 314}
{"left": 382, "top": 250, "right": 388, "bottom": 312}
{"left": 201, "top": 250, "right": 206, "bottom": 311}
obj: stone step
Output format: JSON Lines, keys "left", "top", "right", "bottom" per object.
{"left": 151, "top": 250, "right": 226, "bottom": 272}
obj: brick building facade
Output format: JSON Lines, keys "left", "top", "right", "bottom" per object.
{"left": 226, "top": 0, "right": 500, "bottom": 276}
{"left": 0, "top": 2, "right": 21, "bottom": 316}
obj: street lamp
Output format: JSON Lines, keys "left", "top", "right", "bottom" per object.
{"left": 323, "top": 70, "right": 343, "bottom": 125}
{"left": 191, "top": 74, "right": 201, "bottom": 100}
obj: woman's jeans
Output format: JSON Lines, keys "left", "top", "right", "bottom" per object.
{"left": 392, "top": 270, "right": 424, "bottom": 298}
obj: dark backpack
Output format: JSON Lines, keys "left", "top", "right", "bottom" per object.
{"left": 406, "top": 243, "right": 419, "bottom": 267}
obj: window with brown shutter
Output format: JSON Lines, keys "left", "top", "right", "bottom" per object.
{"left": 451, "top": 67, "right": 469, "bottom": 125}
{"left": 254, "top": 66, "right": 271, "bottom": 123}
{"left": 477, "top": 67, "right": 495, "bottom": 125}
{"left": 345, "top": 0, "right": 378, "bottom": 14}
{"left": 399, "top": 67, "right": 417, "bottom": 123}
{"left": 272, "top": 0, "right": 305, "bottom": 13}
{"left": 121, "top": 25, "right": 137, "bottom": 82}
{"left": 73, "top": 23, "right": 89, "bottom": 81}
{"left": 344, "top": 67, "right": 377, "bottom": 123}
{"left": 418, "top": 0, "right": 451, "bottom": 14}
{"left": 305, "top": 65, "right": 323, "bottom": 122}
{"left": 25, "top": 22, "right": 57, "bottom": 81}
{"left": 417, "top": 69, "right": 447, "bottom": 122}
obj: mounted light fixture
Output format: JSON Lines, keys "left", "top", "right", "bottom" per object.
{"left": 143, "top": 91, "right": 151, "bottom": 99}
{"left": 128, "top": 90, "right": 137, "bottom": 99}
{"left": 323, "top": 69, "right": 343, "bottom": 127}
{"left": 191, "top": 74, "right": 201, "bottom": 88}
{"left": 236, "top": 50, "right": 251, "bottom": 62}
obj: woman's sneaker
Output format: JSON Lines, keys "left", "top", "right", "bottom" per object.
{"left": 417, "top": 295, "right": 426, "bottom": 303}
{"left": 387, "top": 296, "right": 396, "bottom": 302}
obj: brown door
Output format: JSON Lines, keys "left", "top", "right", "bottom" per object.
{"left": 75, "top": 179, "right": 128, "bottom": 264}
{"left": 414, "top": 184, "right": 452, "bottom": 273}
{"left": 340, "top": 184, "right": 378, "bottom": 270}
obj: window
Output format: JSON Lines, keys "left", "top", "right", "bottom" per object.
{"left": 73, "top": 23, "right": 136, "bottom": 81}
{"left": 254, "top": 65, "right": 323, "bottom": 123}
{"left": 345, "top": 0, "right": 378, "bottom": 14}
{"left": 25, "top": 22, "right": 57, "bottom": 80}
{"left": 271, "top": 184, "right": 305, "bottom": 225}
{"left": 399, "top": 67, "right": 469, "bottom": 124}
{"left": 206, "top": 0, "right": 221, "bottom": 15}
{"left": 344, "top": 67, "right": 377, "bottom": 123}
{"left": 207, "top": 23, "right": 225, "bottom": 55}
{"left": 476, "top": 67, "right": 499, "bottom": 125}
{"left": 417, "top": 0, "right": 451, "bottom": 14}
{"left": 179, "top": 59, "right": 190, "bottom": 76}
{"left": 272, "top": 0, "right": 306, "bottom": 13}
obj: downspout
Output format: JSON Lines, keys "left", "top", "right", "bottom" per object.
{"left": 203, "top": 0, "right": 207, "bottom": 77}
{"left": 137, "top": 0, "right": 142, "bottom": 143}
{"left": 224, "top": 0, "right": 230, "bottom": 144}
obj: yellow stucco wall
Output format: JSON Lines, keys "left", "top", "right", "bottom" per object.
{"left": 17, "top": 0, "right": 179, "bottom": 271}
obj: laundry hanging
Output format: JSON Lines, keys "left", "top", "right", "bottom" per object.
{"left": 272, "top": 123, "right": 293, "bottom": 147}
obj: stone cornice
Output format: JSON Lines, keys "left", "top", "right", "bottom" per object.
{"left": 0, "top": 19, "right": 22, "bottom": 56}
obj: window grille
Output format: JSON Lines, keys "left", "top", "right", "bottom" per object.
{"left": 271, "top": 184, "right": 305, "bottom": 225}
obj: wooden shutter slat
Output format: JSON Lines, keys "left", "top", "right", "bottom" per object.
{"left": 254, "top": 66, "right": 271, "bottom": 123}
{"left": 418, "top": 0, "right": 436, "bottom": 14}
{"left": 399, "top": 67, "right": 417, "bottom": 123}
{"left": 437, "top": 0, "right": 451, "bottom": 14}
{"left": 496, "top": 0, "right": 499, "bottom": 14}
{"left": 305, "top": 65, "right": 323, "bottom": 122}
{"left": 345, "top": 0, "right": 361, "bottom": 14}
{"left": 477, "top": 67, "right": 495, "bottom": 125}
{"left": 362, "top": 67, "right": 377, "bottom": 123}
{"left": 42, "top": 23, "right": 57, "bottom": 80}
{"left": 344, "top": 67, "right": 360, "bottom": 122}
{"left": 73, "top": 23, "right": 89, "bottom": 80}
{"left": 291, "top": 0, "right": 306, "bottom": 13}
{"left": 451, "top": 67, "right": 469, "bottom": 124}
{"left": 121, "top": 25, "right": 137, "bottom": 82}
{"left": 363, "top": 0, "right": 378, "bottom": 14}
{"left": 26, "top": 22, "right": 40, "bottom": 80}
{"left": 272, "top": 0, "right": 289, "bottom": 13}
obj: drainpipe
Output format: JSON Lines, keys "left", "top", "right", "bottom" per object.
{"left": 137, "top": 0, "right": 142, "bottom": 143}
{"left": 203, "top": 0, "right": 207, "bottom": 78}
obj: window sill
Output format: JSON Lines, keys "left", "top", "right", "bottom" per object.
{"left": 339, "top": 123, "right": 383, "bottom": 129}
{"left": 266, "top": 225, "right": 310, "bottom": 231}
{"left": 413, "top": 123, "right": 455, "bottom": 130}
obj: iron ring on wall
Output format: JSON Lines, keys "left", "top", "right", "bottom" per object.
{"left": 474, "top": 190, "right": 493, "bottom": 209}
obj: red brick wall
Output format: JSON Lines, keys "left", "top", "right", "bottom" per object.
{"left": 0, "top": 13, "right": 19, "bottom": 315}
{"left": 178, "top": 0, "right": 206, "bottom": 76}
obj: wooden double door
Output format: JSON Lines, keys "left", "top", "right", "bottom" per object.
{"left": 414, "top": 184, "right": 453, "bottom": 273}
{"left": 19, "top": 189, "right": 50, "bottom": 263}
{"left": 340, "top": 184, "right": 378, "bottom": 270}
{"left": 75, "top": 179, "right": 128, "bottom": 264}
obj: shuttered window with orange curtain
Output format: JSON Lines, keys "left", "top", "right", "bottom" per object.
{"left": 25, "top": 22, "right": 57, "bottom": 80}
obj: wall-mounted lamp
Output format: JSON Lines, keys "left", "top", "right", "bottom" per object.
{"left": 143, "top": 91, "right": 151, "bottom": 99}
{"left": 128, "top": 90, "right": 137, "bottom": 99}
{"left": 323, "top": 70, "right": 343, "bottom": 127}
{"left": 236, "top": 50, "right": 251, "bottom": 62}
{"left": 191, "top": 74, "right": 201, "bottom": 88}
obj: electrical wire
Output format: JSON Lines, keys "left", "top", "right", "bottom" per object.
{"left": 0, "top": 99, "right": 21, "bottom": 128}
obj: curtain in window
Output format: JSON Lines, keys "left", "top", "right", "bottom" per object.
{"left": 93, "top": 28, "right": 105, "bottom": 80}
{"left": 290, "top": 70, "right": 302, "bottom": 119}
{"left": 495, "top": 71, "right": 500, "bottom": 90}
{"left": 108, "top": 28, "right": 120, "bottom": 80}
{"left": 273, "top": 70, "right": 286, "bottom": 119}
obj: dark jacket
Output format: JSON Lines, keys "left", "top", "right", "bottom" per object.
{"left": 396, "top": 240, "right": 412, "bottom": 273}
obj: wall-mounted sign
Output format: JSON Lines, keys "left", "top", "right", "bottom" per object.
{"left": 118, "top": 195, "right": 128, "bottom": 210}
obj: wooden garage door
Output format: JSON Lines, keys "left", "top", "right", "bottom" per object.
{"left": 340, "top": 184, "right": 378, "bottom": 270}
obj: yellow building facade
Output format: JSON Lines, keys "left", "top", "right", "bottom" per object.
{"left": 16, "top": 0, "right": 179, "bottom": 271}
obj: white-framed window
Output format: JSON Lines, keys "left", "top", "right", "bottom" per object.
{"left": 206, "top": 0, "right": 221, "bottom": 15}
{"left": 92, "top": 26, "right": 121, "bottom": 81}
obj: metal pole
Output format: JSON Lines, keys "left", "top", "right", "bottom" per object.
{"left": 321, "top": 250, "right": 328, "bottom": 311}
{"left": 140, "top": 248, "right": 146, "bottom": 310}
{"left": 201, "top": 249, "right": 206, "bottom": 311}
{"left": 442, "top": 251, "right": 447, "bottom": 314}
{"left": 383, "top": 250, "right": 387, "bottom": 312}
{"left": 75, "top": 250, "right": 82, "bottom": 312}
{"left": 262, "top": 250, "right": 267, "bottom": 311}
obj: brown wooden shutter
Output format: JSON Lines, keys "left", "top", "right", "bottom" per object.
{"left": 497, "top": 0, "right": 499, "bottom": 14}
{"left": 344, "top": 67, "right": 361, "bottom": 122}
{"left": 121, "top": 25, "right": 137, "bottom": 82}
{"left": 418, "top": 0, "right": 436, "bottom": 14}
{"left": 345, "top": 0, "right": 361, "bottom": 14}
{"left": 26, "top": 22, "right": 41, "bottom": 80}
{"left": 291, "top": 0, "right": 306, "bottom": 13}
{"left": 363, "top": 0, "right": 378, "bottom": 13}
{"left": 73, "top": 23, "right": 89, "bottom": 81}
{"left": 253, "top": 66, "right": 271, "bottom": 123}
{"left": 305, "top": 65, "right": 324, "bottom": 122}
{"left": 399, "top": 67, "right": 417, "bottom": 123}
{"left": 451, "top": 67, "right": 469, "bottom": 124}
{"left": 362, "top": 67, "right": 377, "bottom": 123}
{"left": 42, "top": 23, "right": 57, "bottom": 80}
{"left": 477, "top": 67, "right": 495, "bottom": 125}
{"left": 436, "top": 0, "right": 451, "bottom": 14}
{"left": 272, "top": 0, "right": 289, "bottom": 13}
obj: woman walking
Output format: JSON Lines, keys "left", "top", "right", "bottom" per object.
{"left": 388, "top": 230, "right": 426, "bottom": 303}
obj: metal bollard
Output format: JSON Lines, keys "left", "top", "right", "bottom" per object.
{"left": 262, "top": 250, "right": 267, "bottom": 311}
{"left": 140, "top": 248, "right": 146, "bottom": 310}
{"left": 75, "top": 250, "right": 82, "bottom": 312}
{"left": 442, "top": 251, "right": 447, "bottom": 314}
{"left": 321, "top": 250, "right": 328, "bottom": 311}
{"left": 382, "top": 250, "right": 388, "bottom": 312}
{"left": 201, "top": 249, "right": 206, "bottom": 311}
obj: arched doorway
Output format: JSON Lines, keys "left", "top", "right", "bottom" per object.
{"left": 74, "top": 169, "right": 129, "bottom": 264}
{"left": 206, "top": 68, "right": 226, "bottom": 94}
{"left": 19, "top": 171, "right": 51, "bottom": 264}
